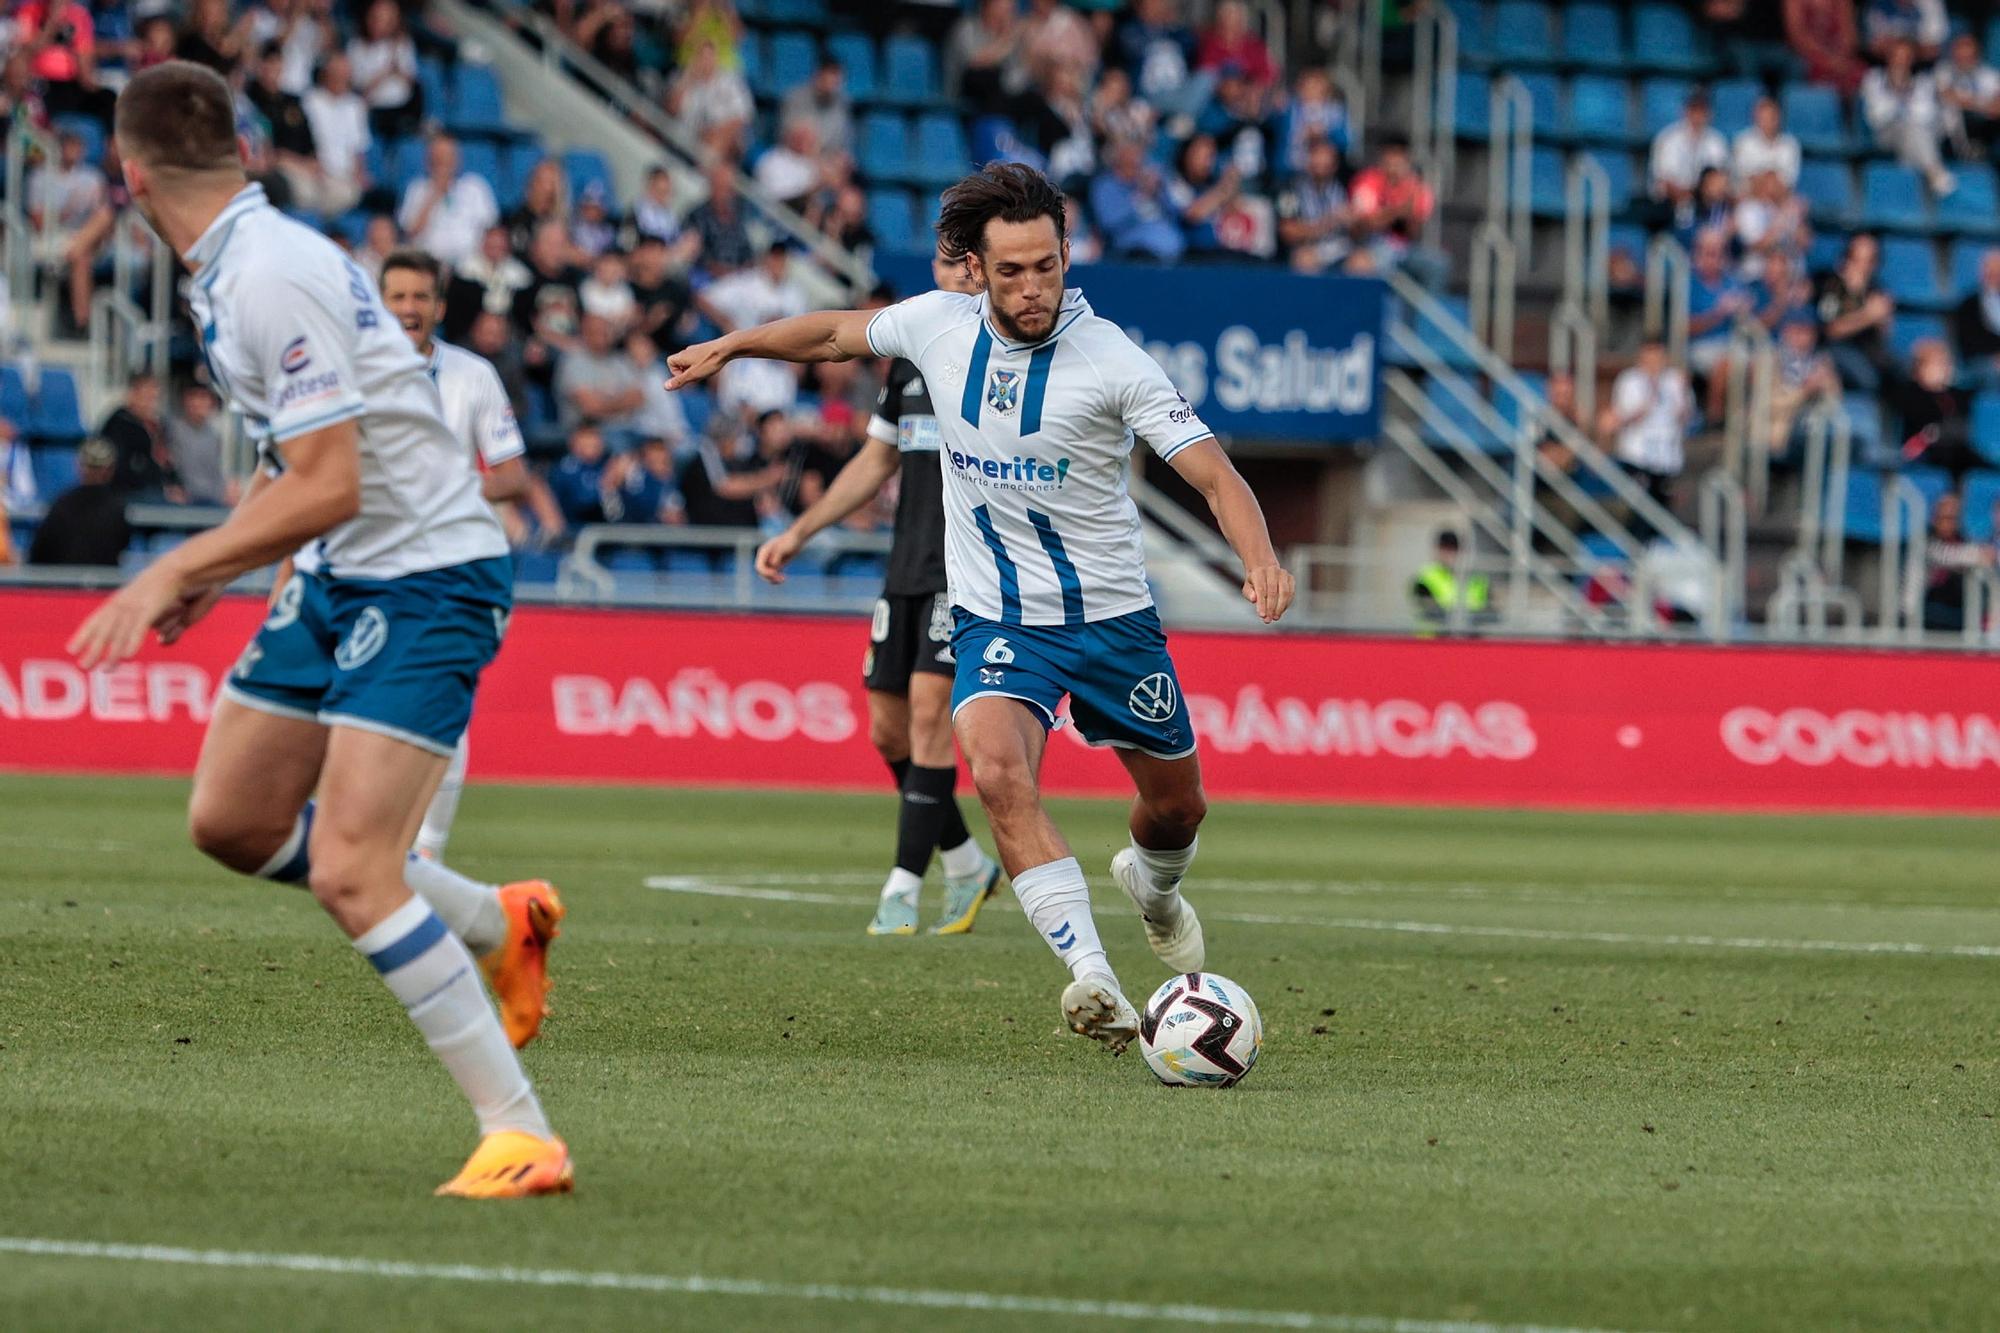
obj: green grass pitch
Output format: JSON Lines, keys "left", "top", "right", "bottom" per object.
{"left": 2, "top": 773, "right": 1997, "bottom": 1331}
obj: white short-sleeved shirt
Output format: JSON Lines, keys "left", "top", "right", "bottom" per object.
{"left": 186, "top": 184, "right": 507, "bottom": 580}
{"left": 1610, "top": 366, "right": 1690, "bottom": 476}
{"left": 428, "top": 338, "right": 524, "bottom": 472}
{"left": 866, "top": 287, "right": 1214, "bottom": 627}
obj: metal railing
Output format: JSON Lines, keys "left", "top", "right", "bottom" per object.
{"left": 1792, "top": 398, "right": 1853, "bottom": 587}
{"left": 1766, "top": 551, "right": 1865, "bottom": 638}
{"left": 1698, "top": 468, "right": 1746, "bottom": 635}
{"left": 1644, "top": 235, "right": 1691, "bottom": 368}
{"left": 1963, "top": 567, "right": 2000, "bottom": 646}
{"left": 1548, "top": 299, "right": 1598, "bottom": 428}
{"left": 1718, "top": 320, "right": 1776, "bottom": 517}
{"left": 1466, "top": 221, "right": 1517, "bottom": 362}
{"left": 558, "top": 522, "right": 890, "bottom": 608}
{"left": 1487, "top": 75, "right": 1533, "bottom": 269}
{"left": 3, "top": 120, "right": 58, "bottom": 321}
{"left": 85, "top": 215, "right": 175, "bottom": 419}
{"left": 1877, "top": 474, "right": 1927, "bottom": 642}
{"left": 1409, "top": 5, "right": 1459, "bottom": 253}
{"left": 1563, "top": 155, "right": 1610, "bottom": 333}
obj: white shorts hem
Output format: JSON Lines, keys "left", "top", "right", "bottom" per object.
{"left": 318, "top": 711, "right": 458, "bottom": 758}
{"left": 219, "top": 682, "right": 322, "bottom": 724}
{"left": 1084, "top": 735, "right": 1198, "bottom": 761}
{"left": 951, "top": 690, "right": 1064, "bottom": 731}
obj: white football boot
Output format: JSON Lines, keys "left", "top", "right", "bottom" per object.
{"left": 1111, "top": 848, "right": 1205, "bottom": 972}
{"left": 1059, "top": 973, "right": 1140, "bottom": 1054}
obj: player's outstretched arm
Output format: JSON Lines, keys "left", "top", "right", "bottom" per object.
{"left": 1166, "top": 438, "right": 1296, "bottom": 625}
{"left": 755, "top": 436, "right": 901, "bottom": 583}
{"left": 665, "top": 308, "right": 878, "bottom": 392}
{"left": 68, "top": 422, "right": 362, "bottom": 669}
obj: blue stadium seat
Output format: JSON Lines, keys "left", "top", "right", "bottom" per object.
{"left": 513, "top": 550, "right": 561, "bottom": 584}
{"left": 1963, "top": 471, "right": 2000, "bottom": 538}
{"left": 1837, "top": 468, "right": 1885, "bottom": 542}
{"left": 867, "top": 189, "right": 917, "bottom": 254}
{"left": 500, "top": 141, "right": 544, "bottom": 212}
{"left": 1445, "top": 0, "right": 1493, "bottom": 64}
{"left": 1861, "top": 162, "right": 1929, "bottom": 231}
{"left": 1559, "top": 3, "right": 1626, "bottom": 72}
{"left": 1414, "top": 295, "right": 1481, "bottom": 371}
{"left": 1511, "top": 71, "right": 1559, "bottom": 140}
{"left": 1783, "top": 85, "right": 1848, "bottom": 155}
{"left": 1640, "top": 78, "right": 1695, "bottom": 138}
{"left": 1906, "top": 466, "right": 1954, "bottom": 511}
{"left": 1632, "top": 4, "right": 1710, "bottom": 75}
{"left": 1951, "top": 238, "right": 1995, "bottom": 296}
{"left": 31, "top": 443, "right": 77, "bottom": 497}
{"left": 1492, "top": 1, "right": 1554, "bottom": 66}
{"left": 1879, "top": 236, "right": 1944, "bottom": 309}
{"left": 765, "top": 0, "right": 829, "bottom": 24}
{"left": 739, "top": 31, "right": 765, "bottom": 92}
{"left": 1577, "top": 149, "right": 1635, "bottom": 212}
{"left": 1710, "top": 79, "right": 1763, "bottom": 137}
{"left": 857, "top": 111, "right": 909, "bottom": 182}
{"left": 460, "top": 141, "right": 502, "bottom": 199}
{"left": 449, "top": 63, "right": 509, "bottom": 137}
{"left": 28, "top": 368, "right": 83, "bottom": 442}
{"left": 389, "top": 136, "right": 427, "bottom": 191}
{"left": 912, "top": 113, "right": 969, "bottom": 188}
{"left": 1421, "top": 375, "right": 1502, "bottom": 451}
{"left": 881, "top": 35, "right": 936, "bottom": 105}
{"left": 0, "top": 364, "right": 26, "bottom": 426}
{"left": 1454, "top": 71, "right": 1492, "bottom": 138}
{"left": 765, "top": 32, "right": 818, "bottom": 100}
{"left": 1975, "top": 393, "right": 2000, "bottom": 465}
{"left": 418, "top": 58, "right": 452, "bottom": 123}
{"left": 1934, "top": 166, "right": 2000, "bottom": 238}
{"left": 561, "top": 149, "right": 615, "bottom": 205}
{"left": 1497, "top": 371, "right": 1547, "bottom": 438}
{"left": 1608, "top": 222, "right": 1649, "bottom": 266}
{"left": 1565, "top": 75, "right": 1632, "bottom": 145}
{"left": 1796, "top": 159, "right": 1856, "bottom": 225}
{"left": 1528, "top": 146, "right": 1567, "bottom": 216}
{"left": 824, "top": 32, "right": 876, "bottom": 102}
{"left": 1806, "top": 228, "right": 1851, "bottom": 276}
{"left": 1891, "top": 313, "right": 1947, "bottom": 362}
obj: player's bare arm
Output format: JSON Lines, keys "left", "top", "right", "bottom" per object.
{"left": 481, "top": 456, "right": 531, "bottom": 503}
{"left": 755, "top": 435, "right": 901, "bottom": 583}
{"left": 69, "top": 421, "right": 362, "bottom": 669}
{"left": 1166, "top": 438, "right": 1295, "bottom": 625}
{"left": 665, "top": 308, "right": 878, "bottom": 391}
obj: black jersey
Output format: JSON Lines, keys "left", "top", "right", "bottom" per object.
{"left": 871, "top": 357, "right": 949, "bottom": 595}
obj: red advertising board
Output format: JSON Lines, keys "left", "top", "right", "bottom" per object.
{"left": 2, "top": 588, "right": 1997, "bottom": 812}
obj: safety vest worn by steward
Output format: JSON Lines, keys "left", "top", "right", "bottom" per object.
{"left": 1412, "top": 561, "right": 1490, "bottom": 623}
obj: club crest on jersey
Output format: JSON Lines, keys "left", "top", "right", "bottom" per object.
{"left": 985, "top": 369, "right": 1022, "bottom": 417}
{"left": 280, "top": 336, "right": 311, "bottom": 374}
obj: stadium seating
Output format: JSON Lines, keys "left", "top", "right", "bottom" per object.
{"left": 1879, "top": 236, "right": 1946, "bottom": 311}
{"left": 1709, "top": 80, "right": 1762, "bottom": 138}
{"left": 867, "top": 189, "right": 918, "bottom": 255}
{"left": 824, "top": 32, "right": 876, "bottom": 101}
{"left": 1797, "top": 160, "right": 1857, "bottom": 226}
{"left": 1639, "top": 78, "right": 1694, "bottom": 139}
{"left": 1861, "top": 163, "right": 1929, "bottom": 233}
{"left": 449, "top": 64, "right": 510, "bottom": 138}
{"left": 1564, "top": 76, "right": 1631, "bottom": 147}
{"left": 1973, "top": 392, "right": 2000, "bottom": 466}
{"left": 1631, "top": 4, "right": 1709, "bottom": 75}
{"left": 880, "top": 35, "right": 937, "bottom": 106}
{"left": 1557, "top": 3, "right": 1625, "bottom": 72}
{"left": 1783, "top": 85, "right": 1849, "bottom": 155}
{"left": 28, "top": 369, "right": 84, "bottom": 443}
{"left": 1934, "top": 168, "right": 2000, "bottom": 239}
{"left": 1962, "top": 470, "right": 2000, "bottom": 537}
{"left": 1890, "top": 314, "right": 1947, "bottom": 362}
{"left": 1492, "top": 2, "right": 1554, "bottom": 67}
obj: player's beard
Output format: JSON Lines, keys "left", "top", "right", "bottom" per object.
{"left": 989, "top": 296, "right": 1057, "bottom": 346}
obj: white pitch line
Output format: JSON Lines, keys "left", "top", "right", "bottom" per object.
{"left": 0, "top": 1237, "right": 1625, "bottom": 1333}
{"left": 642, "top": 878, "right": 2000, "bottom": 960}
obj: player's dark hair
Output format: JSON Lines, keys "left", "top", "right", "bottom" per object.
{"left": 380, "top": 247, "right": 444, "bottom": 292}
{"left": 935, "top": 162, "right": 1067, "bottom": 263}
{"left": 114, "top": 61, "right": 240, "bottom": 175}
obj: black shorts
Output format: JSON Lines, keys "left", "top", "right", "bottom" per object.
{"left": 863, "top": 591, "right": 954, "bottom": 694}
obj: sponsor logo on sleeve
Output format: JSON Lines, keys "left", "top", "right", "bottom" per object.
{"left": 280, "top": 336, "right": 312, "bottom": 374}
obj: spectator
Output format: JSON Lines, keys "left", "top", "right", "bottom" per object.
{"left": 28, "top": 438, "right": 128, "bottom": 567}
{"left": 1607, "top": 337, "right": 1693, "bottom": 515}
{"left": 780, "top": 55, "right": 853, "bottom": 156}
{"left": 468, "top": 309, "right": 531, "bottom": 424}
{"left": 674, "top": 0, "right": 743, "bottom": 72}
{"left": 301, "top": 50, "right": 370, "bottom": 216}
{"left": 1922, "top": 491, "right": 1992, "bottom": 632}
{"left": 1020, "top": 0, "right": 1100, "bottom": 91}
{"left": 1950, "top": 248, "right": 2000, "bottom": 374}
{"left": 1172, "top": 131, "right": 1270, "bottom": 261}
{"left": 570, "top": 181, "right": 618, "bottom": 259}
{"left": 27, "top": 130, "right": 107, "bottom": 337}
{"left": 397, "top": 134, "right": 500, "bottom": 268}
{"left": 1649, "top": 89, "right": 1729, "bottom": 210}
{"left": 250, "top": 0, "right": 331, "bottom": 96}
{"left": 1280, "top": 67, "right": 1349, "bottom": 175}
{"left": 754, "top": 119, "right": 821, "bottom": 212}
{"left": 688, "top": 162, "right": 754, "bottom": 276}
{"left": 574, "top": 0, "right": 641, "bottom": 85}
{"left": 513, "top": 218, "right": 584, "bottom": 351}
{"left": 628, "top": 235, "right": 697, "bottom": 351}
{"left": 819, "top": 184, "right": 874, "bottom": 253}
{"left": 631, "top": 165, "right": 695, "bottom": 264}
{"left": 604, "top": 436, "right": 685, "bottom": 528}
{"left": 1090, "top": 137, "right": 1186, "bottom": 264}
{"left": 626, "top": 332, "right": 691, "bottom": 447}
{"left": 669, "top": 38, "right": 752, "bottom": 159}
{"left": 348, "top": 0, "right": 419, "bottom": 140}
{"left": 1862, "top": 38, "right": 1955, "bottom": 197}
{"left": 1732, "top": 96, "right": 1801, "bottom": 191}
{"left": 1785, "top": 0, "right": 1865, "bottom": 97}
{"left": 1090, "top": 68, "right": 1157, "bottom": 151}
{"left": 1767, "top": 316, "right": 1841, "bottom": 462}
{"left": 1890, "top": 340, "right": 1978, "bottom": 476}
{"left": 579, "top": 251, "right": 637, "bottom": 332}
{"left": 1936, "top": 32, "right": 2000, "bottom": 158}
{"left": 176, "top": 0, "right": 249, "bottom": 74}
{"left": 1733, "top": 169, "right": 1808, "bottom": 282}
{"left": 0, "top": 416, "right": 36, "bottom": 566}
{"left": 947, "top": 0, "right": 1026, "bottom": 104}
{"left": 132, "top": 14, "right": 177, "bottom": 76}
{"left": 1864, "top": 0, "right": 1946, "bottom": 65}
{"left": 542, "top": 423, "right": 611, "bottom": 531}
{"left": 1815, "top": 232, "right": 1896, "bottom": 391}
{"left": 1116, "top": 0, "right": 1208, "bottom": 121}
{"left": 98, "top": 373, "right": 182, "bottom": 501}
{"left": 166, "top": 379, "right": 230, "bottom": 506}
{"left": 1274, "top": 137, "right": 1350, "bottom": 272}
{"left": 351, "top": 212, "right": 398, "bottom": 286}
{"left": 1410, "top": 530, "right": 1491, "bottom": 629}
{"left": 1530, "top": 371, "right": 1590, "bottom": 547}
{"left": 1348, "top": 139, "right": 1437, "bottom": 273}
{"left": 506, "top": 157, "right": 571, "bottom": 257}
{"left": 16, "top": 0, "right": 106, "bottom": 119}
{"left": 1016, "top": 61, "right": 1097, "bottom": 190}
{"left": 1064, "top": 192, "right": 1104, "bottom": 265}
{"left": 1752, "top": 248, "right": 1813, "bottom": 331}
{"left": 556, "top": 312, "right": 648, "bottom": 438}
{"left": 247, "top": 42, "right": 335, "bottom": 215}
{"left": 1686, "top": 228, "right": 1752, "bottom": 417}
{"left": 699, "top": 243, "right": 809, "bottom": 416}
{"left": 1197, "top": 68, "right": 1274, "bottom": 183}
{"left": 446, "top": 224, "right": 534, "bottom": 343}
{"left": 679, "top": 415, "right": 781, "bottom": 528}
{"left": 1197, "top": 0, "right": 1276, "bottom": 90}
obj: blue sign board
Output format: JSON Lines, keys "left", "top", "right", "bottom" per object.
{"left": 873, "top": 257, "right": 1384, "bottom": 443}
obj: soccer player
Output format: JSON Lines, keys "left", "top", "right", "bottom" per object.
{"left": 67, "top": 62, "right": 571, "bottom": 1196}
{"left": 377, "top": 247, "right": 528, "bottom": 861}
{"left": 754, "top": 250, "right": 1003, "bottom": 937}
{"left": 669, "top": 163, "right": 1294, "bottom": 1052}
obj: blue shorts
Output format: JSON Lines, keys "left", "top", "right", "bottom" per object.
{"left": 225, "top": 556, "right": 513, "bottom": 756}
{"left": 950, "top": 606, "right": 1196, "bottom": 760}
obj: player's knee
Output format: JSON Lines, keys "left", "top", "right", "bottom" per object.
{"left": 305, "top": 851, "right": 373, "bottom": 915}
{"left": 1148, "top": 785, "right": 1209, "bottom": 833}
{"left": 869, "top": 714, "right": 909, "bottom": 763}
{"left": 968, "top": 747, "right": 1037, "bottom": 814}
{"left": 187, "top": 795, "right": 282, "bottom": 874}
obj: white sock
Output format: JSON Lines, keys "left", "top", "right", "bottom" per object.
{"left": 880, "top": 867, "right": 922, "bottom": 905}
{"left": 352, "top": 896, "right": 549, "bottom": 1139}
{"left": 1129, "top": 835, "right": 1197, "bottom": 919}
{"left": 1011, "top": 856, "right": 1111, "bottom": 984}
{"left": 939, "top": 838, "right": 986, "bottom": 880}
{"left": 253, "top": 805, "right": 314, "bottom": 885}
{"left": 414, "top": 737, "right": 470, "bottom": 860}
{"left": 403, "top": 852, "right": 507, "bottom": 957}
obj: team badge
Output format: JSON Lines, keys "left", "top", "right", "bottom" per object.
{"left": 335, "top": 607, "right": 389, "bottom": 671}
{"left": 986, "top": 369, "right": 1021, "bottom": 417}
{"left": 1128, "top": 673, "right": 1178, "bottom": 722}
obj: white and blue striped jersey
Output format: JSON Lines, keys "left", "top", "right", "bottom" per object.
{"left": 186, "top": 184, "right": 507, "bottom": 581}
{"left": 427, "top": 338, "right": 524, "bottom": 472}
{"left": 866, "top": 287, "right": 1213, "bottom": 627}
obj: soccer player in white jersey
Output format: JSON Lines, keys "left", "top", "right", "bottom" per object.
{"left": 377, "top": 247, "right": 528, "bottom": 862}
{"left": 669, "top": 163, "right": 1295, "bottom": 1053}
{"left": 67, "top": 63, "right": 571, "bottom": 1196}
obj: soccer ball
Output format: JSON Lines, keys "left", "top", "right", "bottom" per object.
{"left": 1138, "top": 972, "right": 1262, "bottom": 1088}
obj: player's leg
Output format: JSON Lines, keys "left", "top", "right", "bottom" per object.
{"left": 311, "top": 724, "right": 569, "bottom": 1196}
{"left": 910, "top": 669, "right": 1003, "bottom": 934}
{"left": 864, "top": 685, "right": 922, "bottom": 936}
{"left": 1110, "top": 748, "right": 1209, "bottom": 971}
{"left": 186, "top": 694, "right": 327, "bottom": 878}
{"left": 413, "top": 734, "right": 470, "bottom": 860}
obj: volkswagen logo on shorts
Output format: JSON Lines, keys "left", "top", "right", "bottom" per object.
{"left": 1127, "top": 673, "right": 1177, "bottom": 722}
{"left": 335, "top": 607, "right": 389, "bottom": 670}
